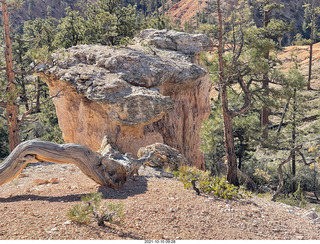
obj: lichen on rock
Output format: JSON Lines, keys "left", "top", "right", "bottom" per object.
{"left": 41, "top": 29, "right": 213, "bottom": 169}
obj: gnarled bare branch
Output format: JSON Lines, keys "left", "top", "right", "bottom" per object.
{"left": 272, "top": 145, "right": 313, "bottom": 201}
{"left": 0, "top": 139, "right": 186, "bottom": 189}
{"left": 0, "top": 140, "right": 128, "bottom": 189}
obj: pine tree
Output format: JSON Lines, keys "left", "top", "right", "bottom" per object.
{"left": 303, "top": 0, "right": 320, "bottom": 90}
{"left": 0, "top": 1, "right": 61, "bottom": 152}
{"left": 255, "top": 0, "right": 287, "bottom": 140}
{"left": 84, "top": 0, "right": 137, "bottom": 46}
{"left": 0, "top": 1, "right": 20, "bottom": 151}
{"left": 202, "top": 0, "right": 256, "bottom": 186}
{"left": 53, "top": 7, "right": 85, "bottom": 49}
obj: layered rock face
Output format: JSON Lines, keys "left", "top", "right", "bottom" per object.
{"left": 42, "top": 29, "right": 213, "bottom": 169}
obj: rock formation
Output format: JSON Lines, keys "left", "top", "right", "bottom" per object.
{"left": 40, "top": 29, "right": 213, "bottom": 169}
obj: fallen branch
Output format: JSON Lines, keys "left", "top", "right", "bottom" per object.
{"left": 269, "top": 114, "right": 319, "bottom": 130}
{"left": 0, "top": 140, "right": 185, "bottom": 189}
{"left": 0, "top": 140, "right": 129, "bottom": 188}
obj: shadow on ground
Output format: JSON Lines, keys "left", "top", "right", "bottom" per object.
{"left": 0, "top": 176, "right": 149, "bottom": 203}
{"left": 83, "top": 222, "right": 143, "bottom": 240}
{"left": 0, "top": 193, "right": 84, "bottom": 203}
{"left": 99, "top": 175, "right": 149, "bottom": 200}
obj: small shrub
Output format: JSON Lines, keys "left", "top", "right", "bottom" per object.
{"left": 68, "top": 203, "right": 91, "bottom": 224}
{"left": 276, "top": 183, "right": 307, "bottom": 208}
{"left": 67, "top": 192, "right": 124, "bottom": 226}
{"left": 173, "top": 166, "right": 251, "bottom": 200}
{"left": 253, "top": 168, "right": 271, "bottom": 184}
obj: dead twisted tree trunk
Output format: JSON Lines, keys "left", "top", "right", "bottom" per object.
{"left": 0, "top": 139, "right": 186, "bottom": 189}
{"left": 272, "top": 145, "right": 312, "bottom": 201}
{"left": 0, "top": 140, "right": 148, "bottom": 189}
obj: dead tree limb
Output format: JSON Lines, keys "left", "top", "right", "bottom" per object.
{"left": 276, "top": 98, "right": 290, "bottom": 136}
{"left": 269, "top": 114, "right": 319, "bottom": 130}
{"left": 0, "top": 140, "right": 132, "bottom": 189}
{"left": 272, "top": 145, "right": 312, "bottom": 201}
{"left": 0, "top": 140, "right": 183, "bottom": 189}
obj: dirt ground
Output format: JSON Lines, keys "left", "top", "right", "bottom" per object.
{"left": 0, "top": 163, "right": 320, "bottom": 240}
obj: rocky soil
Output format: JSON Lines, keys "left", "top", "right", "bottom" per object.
{"left": 0, "top": 163, "right": 320, "bottom": 240}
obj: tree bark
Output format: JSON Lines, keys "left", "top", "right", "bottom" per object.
{"left": 261, "top": 78, "right": 269, "bottom": 140}
{"left": 217, "top": 0, "right": 239, "bottom": 187}
{"left": 35, "top": 76, "right": 42, "bottom": 113}
{"left": 223, "top": 111, "right": 239, "bottom": 186}
{"left": 1, "top": 2, "right": 20, "bottom": 151}
{"left": 308, "top": 13, "right": 314, "bottom": 90}
{"left": 291, "top": 88, "right": 297, "bottom": 192}
{"left": 276, "top": 98, "right": 290, "bottom": 136}
{"left": 261, "top": 5, "right": 271, "bottom": 140}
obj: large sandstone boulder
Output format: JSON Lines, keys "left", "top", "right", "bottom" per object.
{"left": 41, "top": 29, "right": 213, "bottom": 169}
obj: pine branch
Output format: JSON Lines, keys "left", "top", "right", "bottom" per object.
{"left": 0, "top": 1, "right": 21, "bottom": 15}
{"left": 18, "top": 89, "right": 64, "bottom": 125}
{"left": 14, "top": 65, "right": 37, "bottom": 75}
{"left": 231, "top": 76, "right": 251, "bottom": 118}
{"left": 11, "top": 37, "right": 34, "bottom": 43}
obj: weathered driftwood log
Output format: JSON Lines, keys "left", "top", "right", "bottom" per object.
{"left": 0, "top": 140, "right": 187, "bottom": 189}
{"left": 0, "top": 140, "right": 139, "bottom": 189}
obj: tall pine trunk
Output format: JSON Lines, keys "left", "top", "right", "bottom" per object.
{"left": 308, "top": 12, "right": 314, "bottom": 90}
{"left": 2, "top": 2, "right": 19, "bottom": 151}
{"left": 261, "top": 8, "right": 270, "bottom": 140}
{"left": 217, "top": 0, "right": 239, "bottom": 187}
{"left": 222, "top": 106, "right": 239, "bottom": 186}
{"left": 291, "top": 88, "right": 297, "bottom": 192}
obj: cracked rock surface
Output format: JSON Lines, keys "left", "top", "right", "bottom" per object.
{"left": 41, "top": 29, "right": 213, "bottom": 168}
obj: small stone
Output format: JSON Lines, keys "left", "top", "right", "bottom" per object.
{"left": 296, "top": 235, "right": 304, "bottom": 240}
{"left": 252, "top": 220, "right": 260, "bottom": 227}
{"left": 49, "top": 178, "right": 59, "bottom": 184}
{"left": 34, "top": 179, "right": 49, "bottom": 185}
{"left": 286, "top": 209, "right": 295, "bottom": 215}
{"left": 311, "top": 217, "right": 320, "bottom": 224}
{"left": 160, "top": 172, "right": 174, "bottom": 178}
{"left": 305, "top": 210, "right": 318, "bottom": 219}
{"left": 117, "top": 231, "right": 124, "bottom": 237}
{"left": 18, "top": 173, "right": 28, "bottom": 178}
{"left": 63, "top": 220, "right": 72, "bottom": 225}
